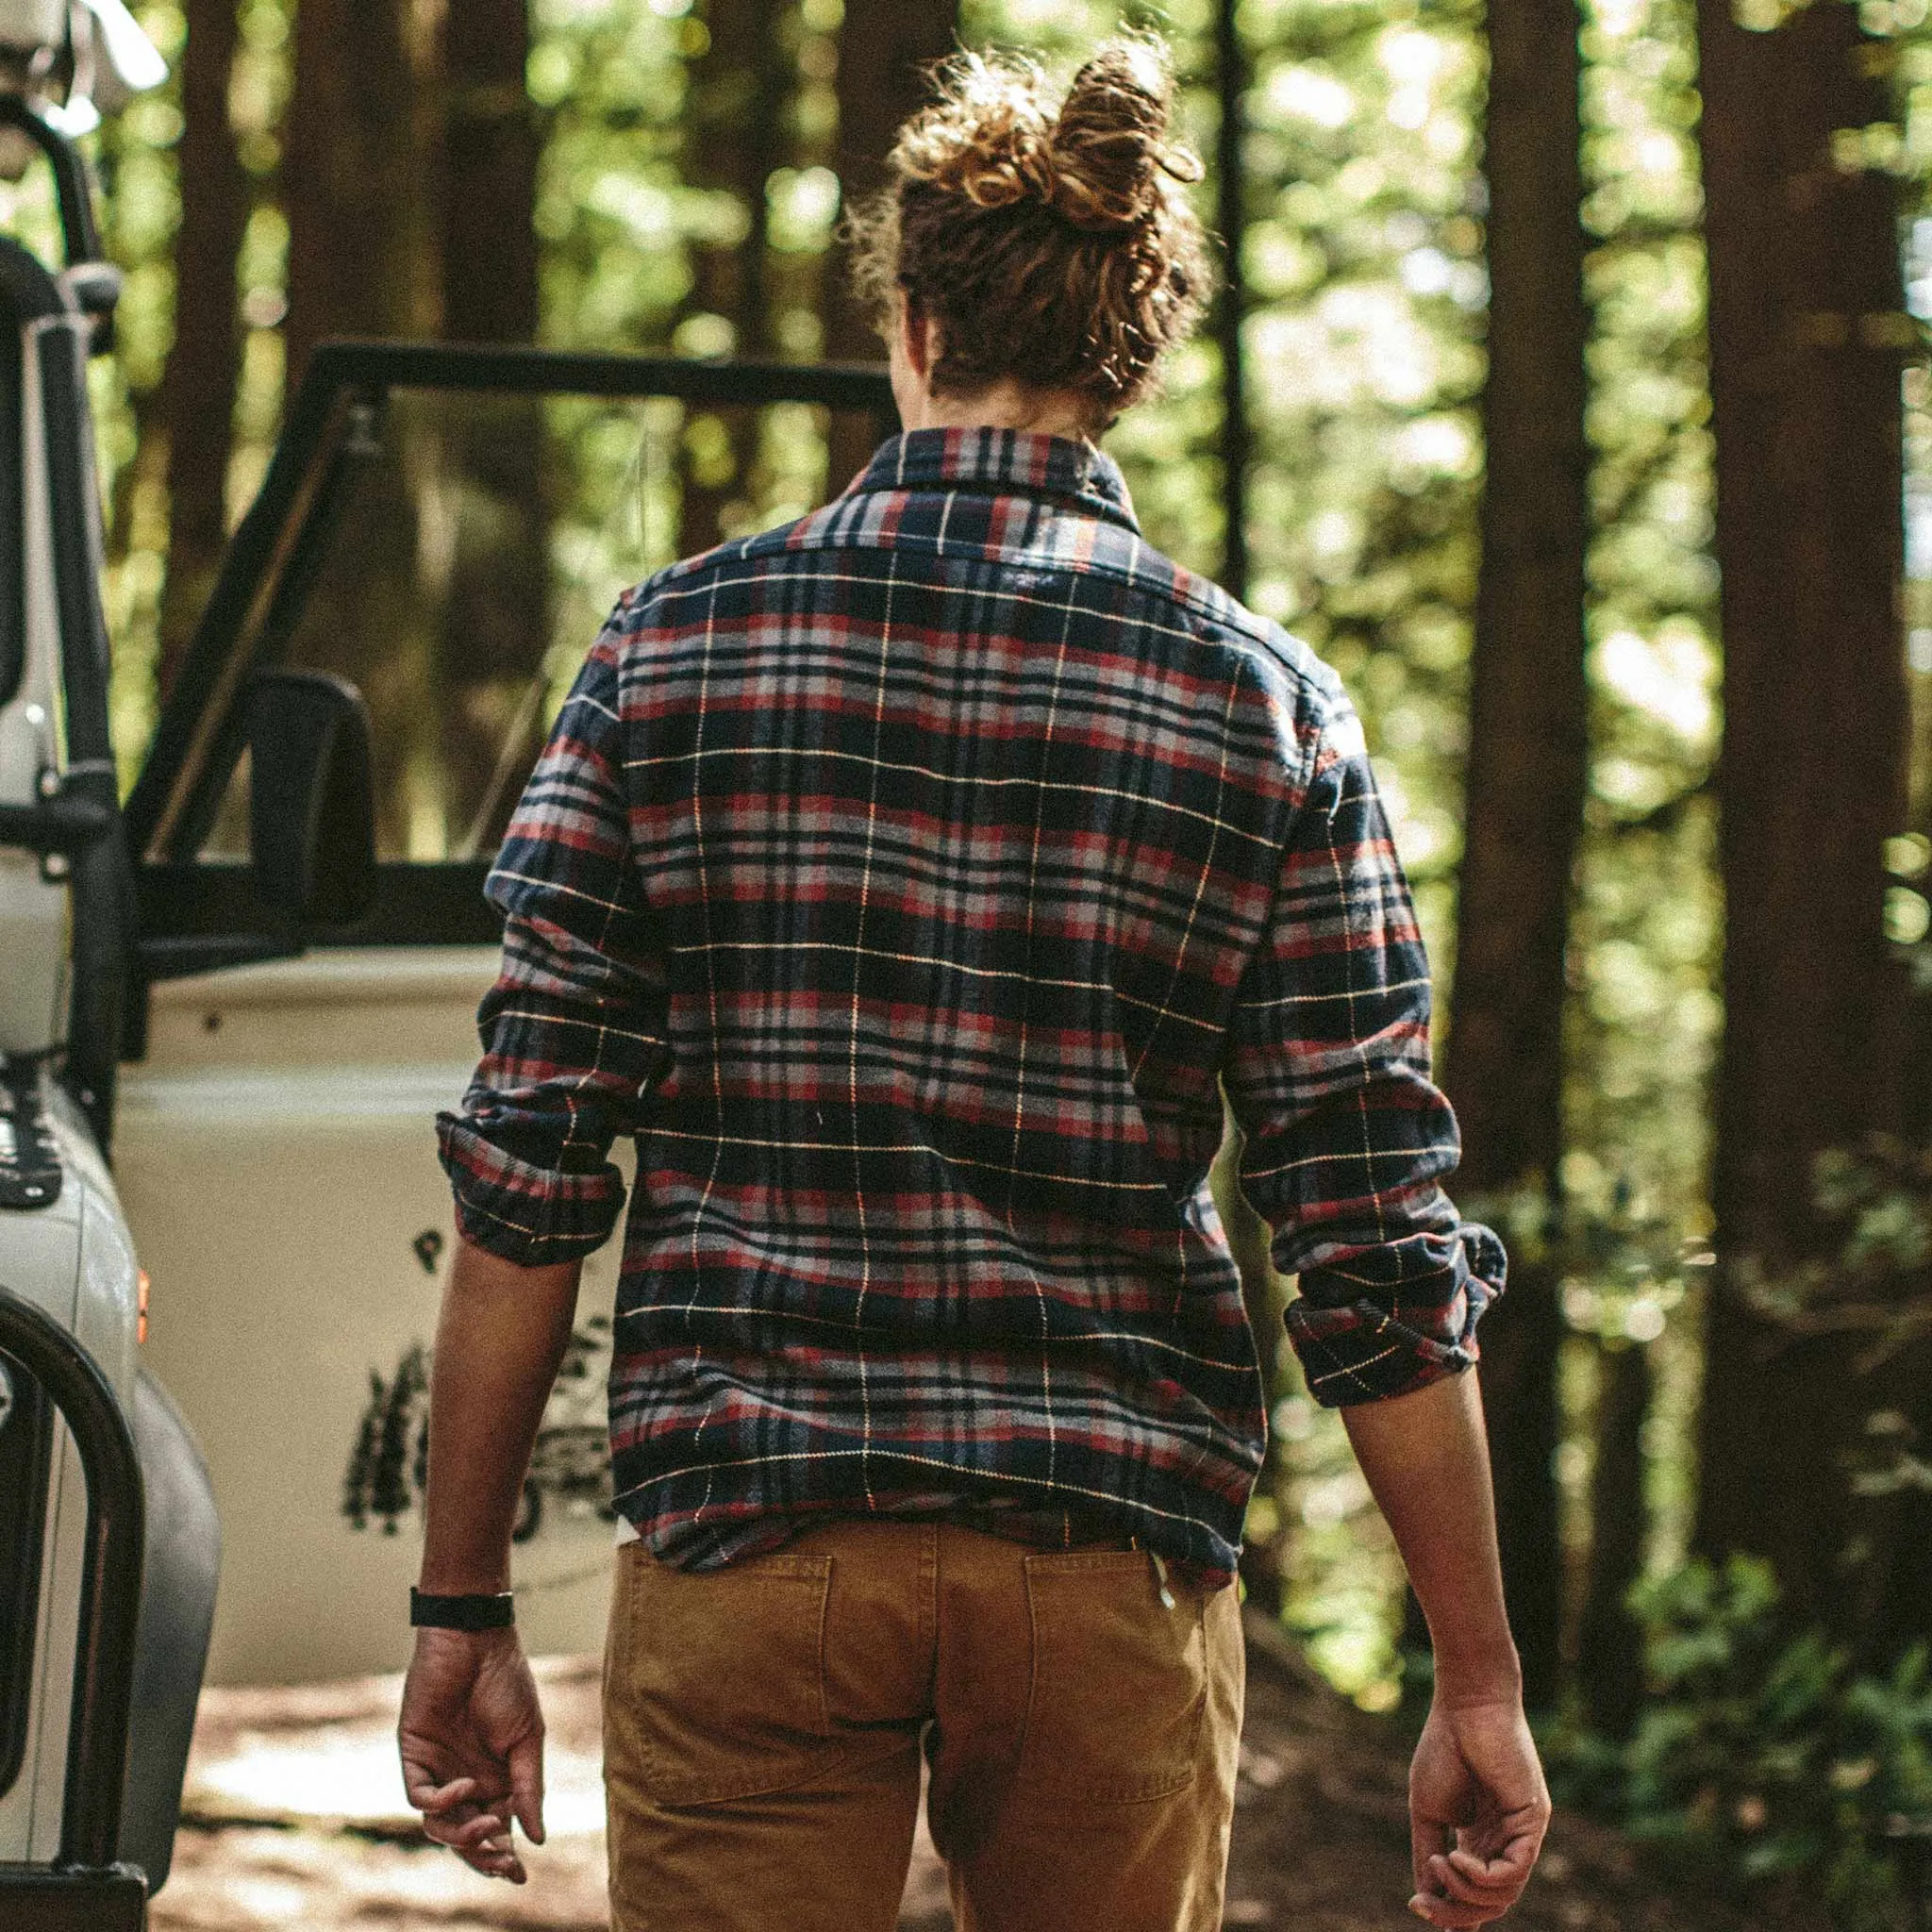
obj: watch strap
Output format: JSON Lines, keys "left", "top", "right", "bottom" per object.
{"left": 410, "top": 1586, "right": 515, "bottom": 1631}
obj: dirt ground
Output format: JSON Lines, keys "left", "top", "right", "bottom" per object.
{"left": 147, "top": 1612, "right": 1790, "bottom": 1932}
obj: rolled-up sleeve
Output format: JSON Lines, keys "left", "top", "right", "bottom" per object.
{"left": 1221, "top": 696, "right": 1506, "bottom": 1407}
{"left": 437, "top": 625, "right": 672, "bottom": 1265}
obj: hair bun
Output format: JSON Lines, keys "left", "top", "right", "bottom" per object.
{"left": 1046, "top": 38, "right": 1202, "bottom": 234}
{"left": 854, "top": 31, "right": 1211, "bottom": 422}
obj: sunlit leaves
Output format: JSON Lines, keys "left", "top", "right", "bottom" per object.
{"left": 535, "top": 0, "right": 693, "bottom": 353}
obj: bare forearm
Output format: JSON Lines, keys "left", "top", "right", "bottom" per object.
{"left": 417, "top": 1236, "right": 583, "bottom": 1596}
{"left": 1341, "top": 1369, "right": 1521, "bottom": 1699}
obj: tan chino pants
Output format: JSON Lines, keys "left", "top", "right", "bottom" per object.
{"left": 603, "top": 1518, "right": 1245, "bottom": 1931}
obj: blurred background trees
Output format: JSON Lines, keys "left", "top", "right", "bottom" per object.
{"left": 45, "top": 0, "right": 1932, "bottom": 1908}
{"left": 1443, "top": 0, "right": 1591, "bottom": 1713}
{"left": 1692, "top": 0, "right": 1915, "bottom": 1653}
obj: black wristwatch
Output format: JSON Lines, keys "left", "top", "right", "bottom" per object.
{"left": 410, "top": 1586, "right": 515, "bottom": 1631}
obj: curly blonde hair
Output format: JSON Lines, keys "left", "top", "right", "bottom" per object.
{"left": 846, "top": 35, "right": 1211, "bottom": 427}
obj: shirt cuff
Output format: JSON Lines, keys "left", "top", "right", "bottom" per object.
{"left": 1285, "top": 1223, "right": 1506, "bottom": 1409}
{"left": 436, "top": 1111, "right": 625, "bottom": 1266}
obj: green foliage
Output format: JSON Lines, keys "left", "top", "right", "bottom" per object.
{"left": 1263, "top": 1378, "right": 1408, "bottom": 1711}
{"left": 1235, "top": 0, "right": 1486, "bottom": 967}
{"left": 1547, "top": 1555, "right": 1932, "bottom": 1927}
{"left": 534, "top": 0, "right": 701, "bottom": 353}
{"left": 1570, "top": 0, "right": 1720, "bottom": 1231}
{"left": 1723, "top": 1136, "right": 1932, "bottom": 1383}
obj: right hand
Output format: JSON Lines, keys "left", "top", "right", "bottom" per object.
{"left": 1406, "top": 1691, "right": 1550, "bottom": 1928}
{"left": 397, "top": 1625, "right": 548, "bottom": 1883}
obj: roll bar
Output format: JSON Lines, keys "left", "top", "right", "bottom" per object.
{"left": 0, "top": 94, "right": 103, "bottom": 267}
{"left": 0, "top": 1285, "right": 144, "bottom": 1872}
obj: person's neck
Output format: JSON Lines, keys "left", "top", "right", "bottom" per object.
{"left": 902, "top": 380, "right": 1093, "bottom": 442}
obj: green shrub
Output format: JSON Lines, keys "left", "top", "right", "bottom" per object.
{"left": 1547, "top": 1554, "right": 1932, "bottom": 1928}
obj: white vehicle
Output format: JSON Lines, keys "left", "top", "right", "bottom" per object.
{"left": 0, "top": 11, "right": 895, "bottom": 1917}
{"left": 0, "top": 9, "right": 217, "bottom": 1926}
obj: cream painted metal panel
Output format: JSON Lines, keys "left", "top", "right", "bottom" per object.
{"left": 120, "top": 946, "right": 620, "bottom": 1685}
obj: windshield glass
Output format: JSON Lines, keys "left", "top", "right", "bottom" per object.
{"left": 131, "top": 348, "right": 893, "bottom": 872}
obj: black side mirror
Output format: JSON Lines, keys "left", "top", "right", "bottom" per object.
{"left": 242, "top": 669, "right": 376, "bottom": 927}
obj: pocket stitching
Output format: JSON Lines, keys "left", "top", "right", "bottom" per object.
{"left": 1017, "top": 1554, "right": 1208, "bottom": 1804}
{"left": 630, "top": 1554, "right": 840, "bottom": 1807}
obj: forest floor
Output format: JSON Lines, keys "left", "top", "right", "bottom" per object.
{"left": 147, "top": 1611, "right": 1800, "bottom": 1932}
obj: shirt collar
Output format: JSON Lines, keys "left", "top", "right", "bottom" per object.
{"left": 847, "top": 426, "right": 1141, "bottom": 533}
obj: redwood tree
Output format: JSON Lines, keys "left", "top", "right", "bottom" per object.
{"left": 1577, "top": 1339, "right": 1650, "bottom": 1735}
{"left": 283, "top": 0, "right": 433, "bottom": 381}
{"left": 157, "top": 0, "right": 247, "bottom": 700}
{"left": 441, "top": 0, "right": 540, "bottom": 350}
{"left": 676, "top": 0, "right": 788, "bottom": 556}
{"left": 1441, "top": 0, "right": 1591, "bottom": 1708}
{"left": 1693, "top": 0, "right": 1913, "bottom": 1642}
{"left": 281, "top": 0, "right": 435, "bottom": 851}
{"left": 824, "top": 0, "right": 957, "bottom": 490}
{"left": 438, "top": 0, "right": 547, "bottom": 853}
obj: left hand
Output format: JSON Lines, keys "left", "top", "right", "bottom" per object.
{"left": 397, "top": 1625, "right": 548, "bottom": 1883}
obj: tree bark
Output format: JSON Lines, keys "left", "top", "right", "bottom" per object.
{"left": 676, "top": 0, "right": 788, "bottom": 558}
{"left": 281, "top": 0, "right": 436, "bottom": 852}
{"left": 157, "top": 0, "right": 247, "bottom": 701}
{"left": 441, "top": 0, "right": 539, "bottom": 348}
{"left": 1578, "top": 1340, "right": 1650, "bottom": 1739}
{"left": 1862, "top": 1354, "right": 1932, "bottom": 1662}
{"left": 437, "top": 0, "right": 548, "bottom": 855}
{"left": 283, "top": 0, "right": 434, "bottom": 382}
{"left": 1441, "top": 0, "right": 1591, "bottom": 1711}
{"left": 1692, "top": 0, "right": 1912, "bottom": 1641}
{"left": 1214, "top": 0, "right": 1249, "bottom": 602}
{"left": 824, "top": 0, "right": 956, "bottom": 491}
{"left": 441, "top": 0, "right": 541, "bottom": 351}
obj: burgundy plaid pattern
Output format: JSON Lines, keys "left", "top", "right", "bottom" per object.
{"left": 439, "top": 428, "right": 1504, "bottom": 1582}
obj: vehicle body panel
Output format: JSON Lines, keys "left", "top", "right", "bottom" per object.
{"left": 3, "top": 342, "right": 891, "bottom": 1928}
{"left": 0, "top": 91, "right": 217, "bottom": 1904}
{"left": 120, "top": 1369, "right": 219, "bottom": 1890}
{"left": 118, "top": 947, "right": 618, "bottom": 1683}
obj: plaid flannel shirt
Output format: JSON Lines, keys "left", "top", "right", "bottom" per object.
{"left": 438, "top": 428, "right": 1505, "bottom": 1583}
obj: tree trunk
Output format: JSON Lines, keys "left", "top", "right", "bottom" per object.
{"left": 1578, "top": 1340, "right": 1650, "bottom": 1738}
{"left": 676, "top": 0, "right": 789, "bottom": 558}
{"left": 281, "top": 0, "right": 436, "bottom": 852}
{"left": 1441, "top": 0, "right": 1591, "bottom": 1711}
{"left": 437, "top": 0, "right": 548, "bottom": 855}
{"left": 824, "top": 0, "right": 956, "bottom": 491}
{"left": 283, "top": 0, "right": 433, "bottom": 382}
{"left": 157, "top": 0, "right": 247, "bottom": 702}
{"left": 1692, "top": 0, "right": 1912, "bottom": 1642}
{"left": 441, "top": 0, "right": 539, "bottom": 348}
{"left": 1862, "top": 1352, "right": 1932, "bottom": 1662}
